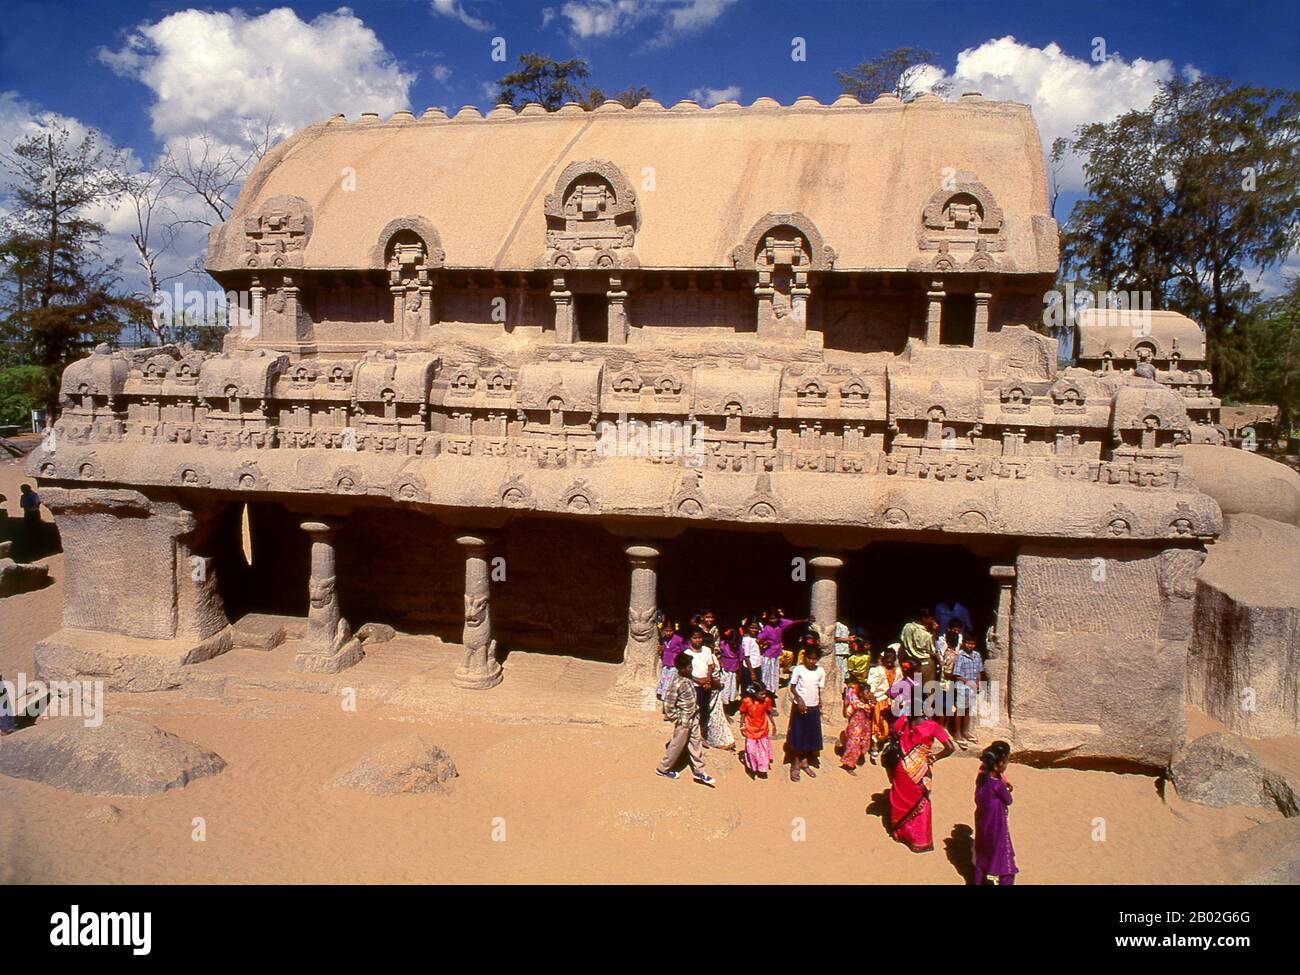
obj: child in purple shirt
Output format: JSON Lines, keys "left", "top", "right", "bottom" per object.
{"left": 655, "top": 615, "right": 686, "bottom": 700}
{"left": 758, "top": 607, "right": 804, "bottom": 709}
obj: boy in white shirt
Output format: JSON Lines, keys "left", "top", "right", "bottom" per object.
{"left": 741, "top": 619, "right": 764, "bottom": 692}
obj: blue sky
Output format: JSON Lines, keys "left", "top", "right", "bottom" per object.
{"left": 0, "top": 0, "right": 1296, "bottom": 292}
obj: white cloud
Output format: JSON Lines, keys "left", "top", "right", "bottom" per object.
{"left": 690, "top": 84, "right": 741, "bottom": 106}
{"left": 0, "top": 91, "right": 170, "bottom": 293}
{"left": 928, "top": 36, "right": 1183, "bottom": 190}
{"left": 98, "top": 7, "right": 414, "bottom": 150}
{"left": 0, "top": 90, "right": 97, "bottom": 150}
{"left": 430, "top": 0, "right": 493, "bottom": 31}
{"left": 556, "top": 0, "right": 734, "bottom": 45}
{"left": 431, "top": 63, "right": 453, "bottom": 83}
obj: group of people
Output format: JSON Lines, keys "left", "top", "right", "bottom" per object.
{"left": 651, "top": 603, "right": 1017, "bottom": 884}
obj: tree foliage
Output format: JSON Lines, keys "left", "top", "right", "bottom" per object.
{"left": 834, "top": 46, "right": 950, "bottom": 102}
{"left": 0, "top": 364, "right": 46, "bottom": 427}
{"left": 0, "top": 124, "right": 145, "bottom": 408}
{"left": 1223, "top": 275, "right": 1300, "bottom": 436}
{"left": 495, "top": 53, "right": 594, "bottom": 111}
{"left": 495, "top": 54, "right": 652, "bottom": 112}
{"left": 1057, "top": 77, "right": 1300, "bottom": 389}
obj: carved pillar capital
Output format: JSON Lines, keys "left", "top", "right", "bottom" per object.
{"left": 623, "top": 540, "right": 662, "bottom": 565}
{"left": 455, "top": 530, "right": 497, "bottom": 551}
{"left": 809, "top": 554, "right": 844, "bottom": 576}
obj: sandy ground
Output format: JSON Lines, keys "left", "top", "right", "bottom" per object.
{"left": 0, "top": 455, "right": 1291, "bottom": 884}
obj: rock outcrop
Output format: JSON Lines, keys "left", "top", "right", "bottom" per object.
{"left": 0, "top": 540, "right": 49, "bottom": 597}
{"left": 329, "top": 734, "right": 458, "bottom": 796}
{"left": 1179, "top": 444, "right": 1300, "bottom": 526}
{"left": 1168, "top": 731, "right": 1299, "bottom": 816}
{"left": 1187, "top": 514, "right": 1300, "bottom": 737}
{"left": 0, "top": 716, "right": 227, "bottom": 796}
{"left": 1222, "top": 817, "right": 1300, "bottom": 885}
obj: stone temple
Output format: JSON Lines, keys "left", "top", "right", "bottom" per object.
{"left": 28, "top": 92, "right": 1228, "bottom": 768}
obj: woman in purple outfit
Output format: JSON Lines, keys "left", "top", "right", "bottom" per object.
{"left": 973, "top": 740, "right": 1018, "bottom": 885}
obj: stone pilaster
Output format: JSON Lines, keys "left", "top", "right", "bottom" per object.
{"left": 607, "top": 540, "right": 662, "bottom": 709}
{"left": 552, "top": 273, "right": 575, "bottom": 344}
{"left": 453, "top": 532, "right": 503, "bottom": 689}
{"left": 291, "top": 518, "right": 363, "bottom": 674}
{"left": 973, "top": 289, "right": 992, "bottom": 348}
{"left": 607, "top": 273, "right": 629, "bottom": 345}
{"left": 925, "top": 278, "right": 945, "bottom": 345}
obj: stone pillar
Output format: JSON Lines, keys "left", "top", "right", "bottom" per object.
{"left": 607, "top": 273, "right": 629, "bottom": 345}
{"left": 925, "top": 278, "right": 945, "bottom": 346}
{"left": 390, "top": 284, "right": 406, "bottom": 335}
{"left": 175, "top": 503, "right": 228, "bottom": 644}
{"left": 809, "top": 554, "right": 844, "bottom": 703}
{"left": 608, "top": 540, "right": 662, "bottom": 709}
{"left": 453, "top": 532, "right": 503, "bottom": 689}
{"left": 754, "top": 269, "right": 775, "bottom": 335}
{"left": 973, "top": 290, "right": 992, "bottom": 349}
{"left": 249, "top": 280, "right": 266, "bottom": 340}
{"left": 282, "top": 275, "right": 303, "bottom": 342}
{"left": 987, "top": 564, "right": 1015, "bottom": 657}
{"left": 423, "top": 277, "right": 437, "bottom": 327}
{"left": 291, "top": 519, "right": 363, "bottom": 674}
{"left": 790, "top": 269, "right": 811, "bottom": 329}
{"left": 552, "top": 273, "right": 575, "bottom": 344}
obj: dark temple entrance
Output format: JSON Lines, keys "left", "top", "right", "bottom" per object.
{"left": 839, "top": 541, "right": 999, "bottom": 649}
{"left": 658, "top": 528, "right": 806, "bottom": 628}
{"left": 659, "top": 530, "right": 1000, "bottom": 650}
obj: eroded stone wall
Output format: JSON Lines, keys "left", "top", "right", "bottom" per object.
{"left": 1010, "top": 541, "right": 1202, "bottom": 767}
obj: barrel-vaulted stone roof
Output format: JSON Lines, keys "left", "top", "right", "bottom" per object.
{"left": 1077, "top": 308, "right": 1207, "bottom": 363}
{"left": 207, "top": 94, "right": 1058, "bottom": 276}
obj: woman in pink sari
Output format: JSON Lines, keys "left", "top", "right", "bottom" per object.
{"left": 887, "top": 711, "right": 955, "bottom": 853}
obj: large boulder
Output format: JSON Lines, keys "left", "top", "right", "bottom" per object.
{"left": 1168, "top": 732, "right": 1299, "bottom": 815}
{"left": 0, "top": 716, "right": 226, "bottom": 796}
{"left": 1187, "top": 514, "right": 1300, "bottom": 736}
{"left": 1179, "top": 444, "right": 1300, "bottom": 526}
{"left": 329, "top": 734, "right": 458, "bottom": 796}
{"left": 1221, "top": 817, "right": 1300, "bottom": 885}
{"left": 0, "top": 556, "right": 49, "bottom": 597}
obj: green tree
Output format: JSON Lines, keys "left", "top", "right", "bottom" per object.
{"left": 834, "top": 46, "right": 950, "bottom": 102}
{"left": 495, "top": 53, "right": 593, "bottom": 111}
{"left": 1056, "top": 77, "right": 1300, "bottom": 387}
{"left": 1225, "top": 276, "right": 1300, "bottom": 437}
{"left": 495, "top": 54, "right": 652, "bottom": 112}
{"left": 0, "top": 123, "right": 144, "bottom": 408}
{"left": 0, "top": 363, "right": 46, "bottom": 427}
{"left": 582, "top": 85, "right": 653, "bottom": 110}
